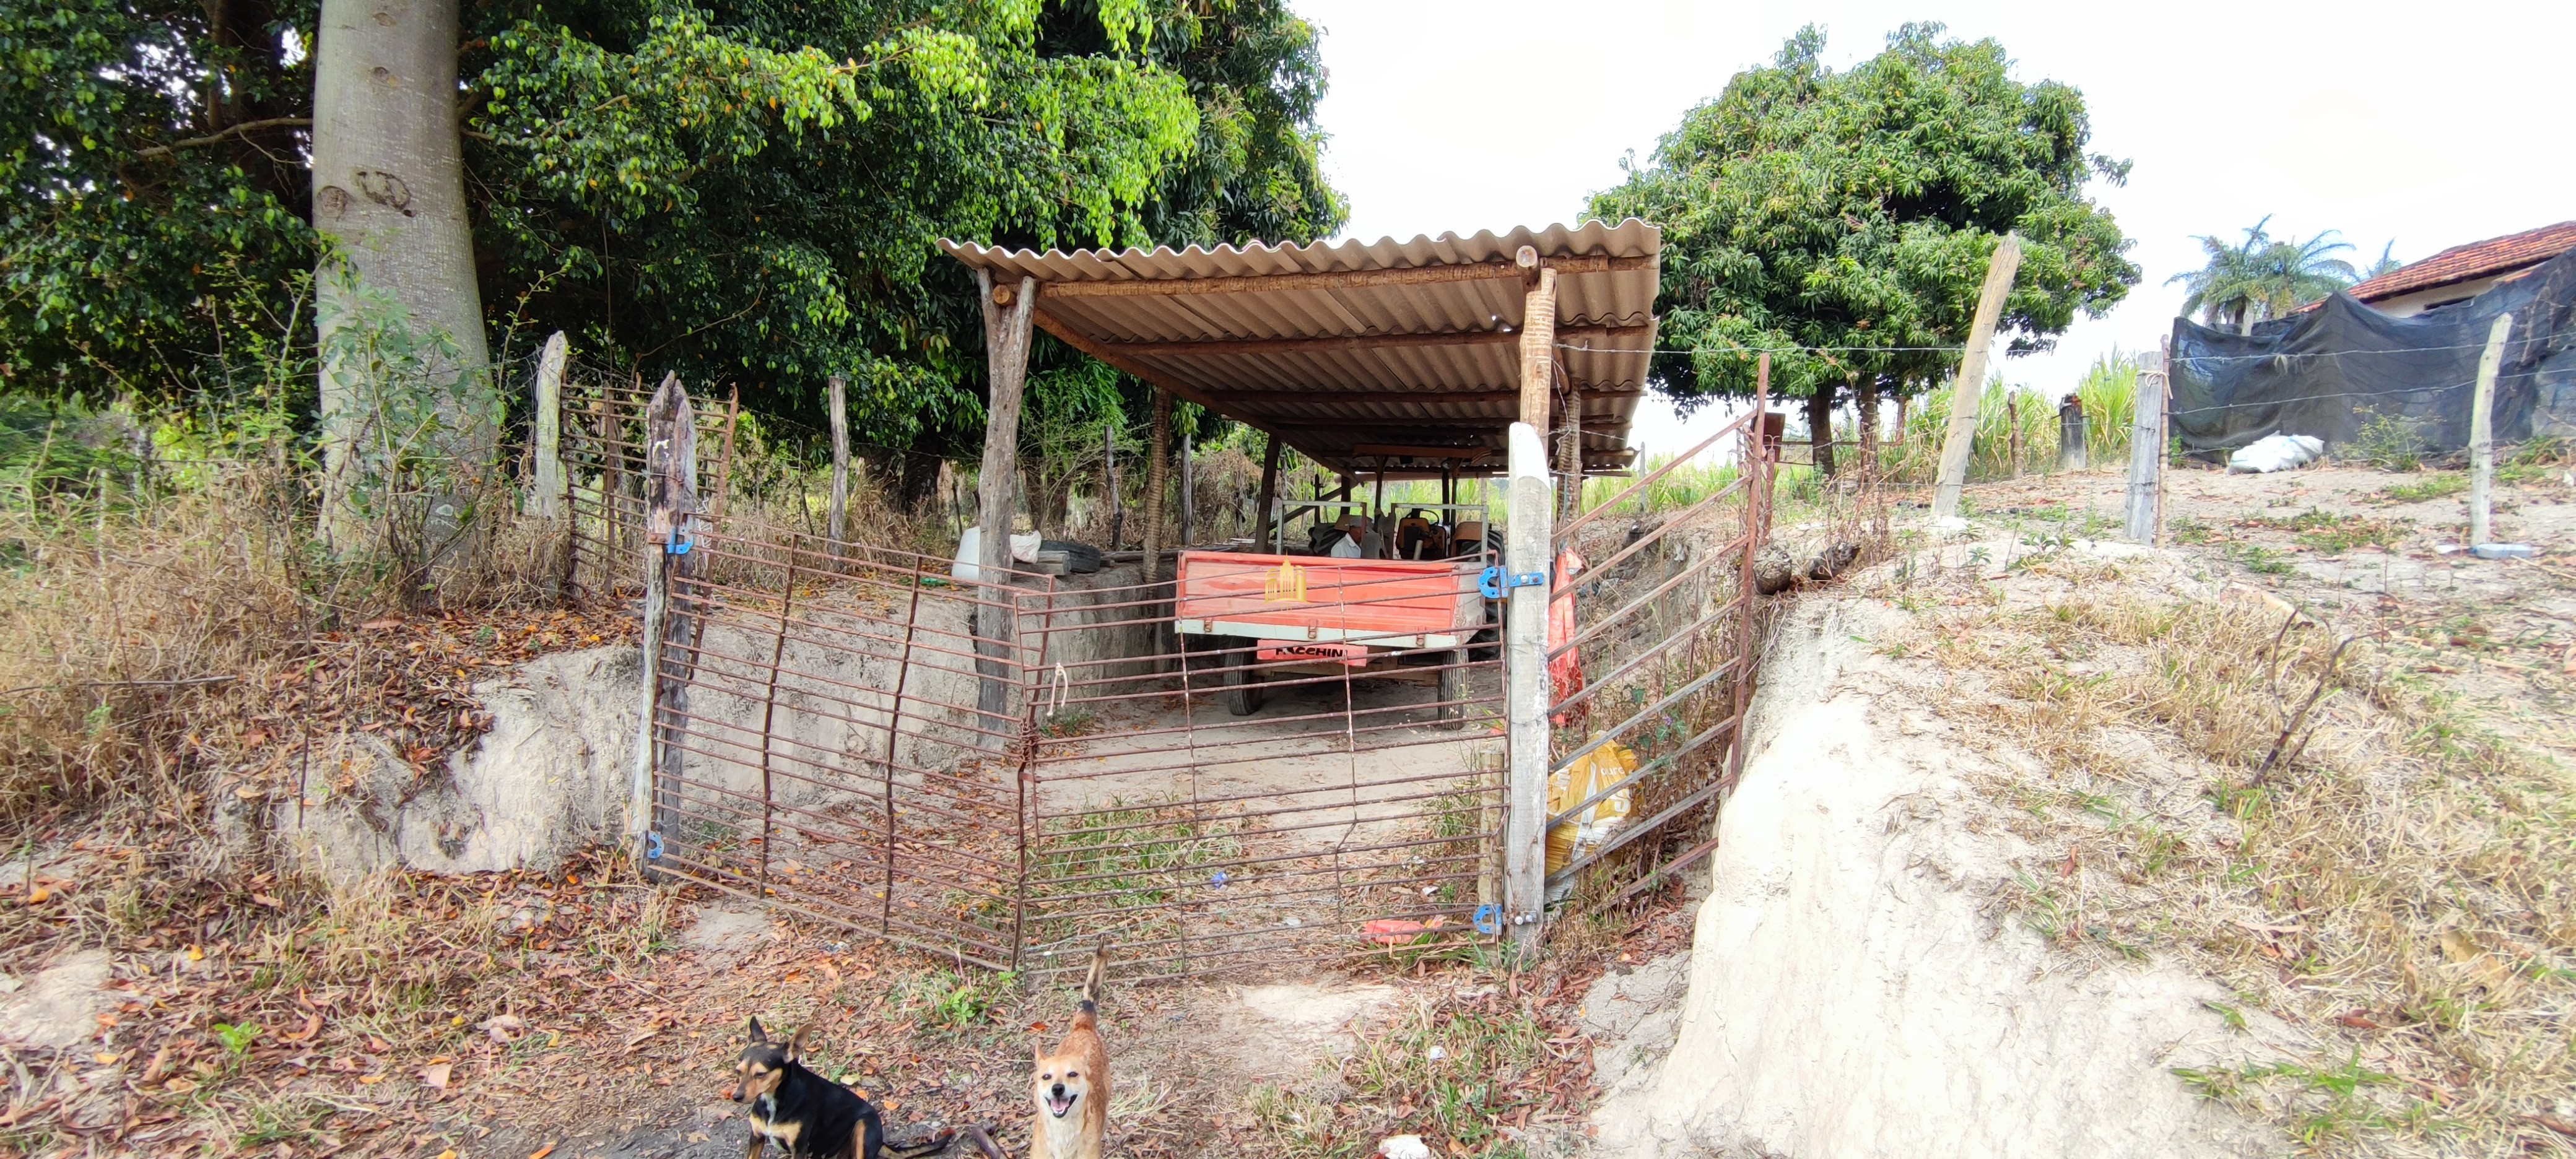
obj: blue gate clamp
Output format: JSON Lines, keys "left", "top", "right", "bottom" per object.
{"left": 1473, "top": 903, "right": 1502, "bottom": 935}
{"left": 645, "top": 830, "right": 665, "bottom": 861}
{"left": 1477, "top": 565, "right": 1550, "bottom": 599}
{"left": 666, "top": 527, "right": 695, "bottom": 555}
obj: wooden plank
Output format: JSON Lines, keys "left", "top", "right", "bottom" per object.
{"left": 1032, "top": 254, "right": 1648, "bottom": 300}
{"left": 1932, "top": 233, "right": 2022, "bottom": 519}
{"left": 1089, "top": 323, "right": 1646, "bottom": 358}
{"left": 1351, "top": 443, "right": 1494, "bottom": 460}
{"left": 1204, "top": 385, "right": 1643, "bottom": 406}
{"left": 2469, "top": 311, "right": 2513, "bottom": 545}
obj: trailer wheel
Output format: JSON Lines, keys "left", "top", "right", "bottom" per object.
{"left": 1224, "top": 647, "right": 1266, "bottom": 716}
{"left": 1435, "top": 649, "right": 1467, "bottom": 729}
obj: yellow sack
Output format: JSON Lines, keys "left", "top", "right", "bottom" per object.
{"left": 1544, "top": 740, "right": 1638, "bottom": 875}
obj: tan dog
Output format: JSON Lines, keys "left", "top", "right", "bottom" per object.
{"left": 1029, "top": 945, "right": 1110, "bottom": 1159}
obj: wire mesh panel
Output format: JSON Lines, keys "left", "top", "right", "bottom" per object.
{"left": 1538, "top": 406, "right": 1770, "bottom": 909}
{"left": 1016, "top": 562, "right": 1509, "bottom": 983}
{"left": 648, "top": 527, "right": 1041, "bottom": 968}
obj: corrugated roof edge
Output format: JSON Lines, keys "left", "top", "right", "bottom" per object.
{"left": 939, "top": 219, "right": 1660, "bottom": 282}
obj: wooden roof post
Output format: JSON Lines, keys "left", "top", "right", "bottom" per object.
{"left": 975, "top": 270, "right": 1038, "bottom": 742}
{"left": 1516, "top": 247, "right": 1559, "bottom": 432}
{"left": 1255, "top": 433, "right": 1282, "bottom": 551}
{"left": 1140, "top": 388, "right": 1173, "bottom": 581}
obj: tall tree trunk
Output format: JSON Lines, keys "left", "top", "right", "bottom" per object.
{"left": 311, "top": 0, "right": 495, "bottom": 575}
{"left": 1856, "top": 375, "right": 1881, "bottom": 474}
{"left": 1808, "top": 381, "right": 1837, "bottom": 476}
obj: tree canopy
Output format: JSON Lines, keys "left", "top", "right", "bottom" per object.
{"left": 2167, "top": 216, "right": 2362, "bottom": 334}
{"left": 2, "top": 0, "right": 1342, "bottom": 453}
{"left": 1586, "top": 24, "right": 2139, "bottom": 409}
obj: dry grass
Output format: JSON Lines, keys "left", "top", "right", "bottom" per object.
{"left": 1887, "top": 555, "right": 2576, "bottom": 1155}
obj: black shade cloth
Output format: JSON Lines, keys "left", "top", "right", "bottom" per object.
{"left": 2169, "top": 248, "right": 2576, "bottom": 453}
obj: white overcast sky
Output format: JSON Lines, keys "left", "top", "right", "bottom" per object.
{"left": 1299, "top": 0, "right": 2576, "bottom": 455}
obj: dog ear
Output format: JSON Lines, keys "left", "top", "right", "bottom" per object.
{"left": 788, "top": 1025, "right": 811, "bottom": 1062}
{"left": 746, "top": 1016, "right": 767, "bottom": 1043}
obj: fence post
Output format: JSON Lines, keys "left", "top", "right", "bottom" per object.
{"left": 827, "top": 373, "right": 850, "bottom": 552}
{"left": 1502, "top": 421, "right": 1552, "bottom": 961}
{"left": 2126, "top": 347, "right": 2167, "bottom": 543}
{"left": 1931, "top": 233, "right": 2022, "bottom": 519}
{"left": 2058, "top": 393, "right": 2087, "bottom": 472}
{"left": 1253, "top": 433, "right": 1282, "bottom": 550}
{"left": 630, "top": 373, "right": 697, "bottom": 872}
{"left": 2469, "top": 311, "right": 2513, "bottom": 546}
{"left": 530, "top": 332, "right": 569, "bottom": 518}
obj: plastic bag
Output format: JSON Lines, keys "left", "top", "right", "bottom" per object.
{"left": 2227, "top": 433, "right": 2324, "bottom": 474}
{"left": 1544, "top": 740, "right": 1638, "bottom": 875}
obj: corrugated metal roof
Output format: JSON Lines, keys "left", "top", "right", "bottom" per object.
{"left": 941, "top": 220, "right": 1660, "bottom": 475}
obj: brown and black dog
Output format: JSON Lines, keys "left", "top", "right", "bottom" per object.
{"left": 732, "top": 1017, "right": 884, "bottom": 1159}
{"left": 1029, "top": 946, "right": 1110, "bottom": 1159}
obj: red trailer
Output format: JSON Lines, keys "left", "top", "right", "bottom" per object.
{"left": 1174, "top": 551, "right": 1487, "bottom": 719}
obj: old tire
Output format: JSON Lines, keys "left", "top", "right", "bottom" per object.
{"left": 1224, "top": 648, "right": 1265, "bottom": 716}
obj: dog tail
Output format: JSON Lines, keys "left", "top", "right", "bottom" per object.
{"left": 1076, "top": 942, "right": 1108, "bottom": 1018}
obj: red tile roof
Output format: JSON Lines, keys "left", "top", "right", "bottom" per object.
{"left": 2347, "top": 220, "right": 2576, "bottom": 304}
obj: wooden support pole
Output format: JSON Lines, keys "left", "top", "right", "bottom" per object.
{"left": 1931, "top": 233, "right": 2023, "bottom": 519}
{"left": 1517, "top": 248, "right": 1559, "bottom": 432}
{"left": 1254, "top": 433, "right": 1282, "bottom": 550}
{"left": 2469, "top": 311, "right": 2513, "bottom": 546}
{"left": 826, "top": 373, "right": 850, "bottom": 550}
{"left": 630, "top": 373, "right": 697, "bottom": 869}
{"left": 1178, "top": 426, "right": 1193, "bottom": 548}
{"left": 1103, "top": 418, "right": 1124, "bottom": 550}
{"left": 2126, "top": 347, "right": 2169, "bottom": 543}
{"left": 1856, "top": 376, "right": 1880, "bottom": 480}
{"left": 2006, "top": 393, "right": 2022, "bottom": 478}
{"left": 1502, "top": 420, "right": 1552, "bottom": 961}
{"left": 1557, "top": 372, "right": 1582, "bottom": 522}
{"left": 974, "top": 272, "right": 1039, "bottom": 740}
{"left": 1140, "top": 389, "right": 1173, "bottom": 581}
{"left": 529, "top": 331, "right": 569, "bottom": 518}
{"left": 711, "top": 386, "right": 740, "bottom": 520}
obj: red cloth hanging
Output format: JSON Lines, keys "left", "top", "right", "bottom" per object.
{"left": 1548, "top": 547, "right": 1585, "bottom": 727}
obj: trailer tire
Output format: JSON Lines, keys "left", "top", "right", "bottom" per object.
{"left": 1224, "top": 647, "right": 1265, "bottom": 716}
{"left": 1435, "top": 649, "right": 1466, "bottom": 729}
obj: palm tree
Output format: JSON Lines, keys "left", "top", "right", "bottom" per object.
{"left": 2361, "top": 241, "right": 2403, "bottom": 281}
{"left": 2167, "top": 217, "right": 2361, "bottom": 334}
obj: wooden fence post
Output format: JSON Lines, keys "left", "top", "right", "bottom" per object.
{"left": 2469, "top": 311, "right": 2513, "bottom": 546}
{"left": 1931, "top": 233, "right": 2022, "bottom": 519}
{"left": 711, "top": 386, "right": 740, "bottom": 520}
{"left": 1103, "top": 419, "right": 1124, "bottom": 550}
{"left": 1178, "top": 426, "right": 1194, "bottom": 548}
{"left": 1502, "top": 421, "right": 1552, "bottom": 962}
{"left": 630, "top": 373, "right": 697, "bottom": 870}
{"left": 2126, "top": 347, "right": 2168, "bottom": 543}
{"left": 827, "top": 373, "right": 850, "bottom": 552}
{"left": 2058, "top": 393, "right": 2087, "bottom": 472}
{"left": 530, "top": 332, "right": 569, "bottom": 518}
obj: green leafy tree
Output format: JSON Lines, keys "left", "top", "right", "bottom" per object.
{"left": 1587, "top": 24, "right": 2138, "bottom": 470}
{"left": 2, "top": 0, "right": 1341, "bottom": 479}
{"left": 2169, "top": 216, "right": 2359, "bottom": 334}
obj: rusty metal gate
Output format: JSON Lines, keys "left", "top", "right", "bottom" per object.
{"left": 558, "top": 376, "right": 1767, "bottom": 980}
